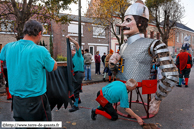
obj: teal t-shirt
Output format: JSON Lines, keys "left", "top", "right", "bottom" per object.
{"left": 102, "top": 81, "right": 129, "bottom": 108}
{"left": 0, "top": 39, "right": 55, "bottom": 98}
{"left": 72, "top": 48, "right": 84, "bottom": 72}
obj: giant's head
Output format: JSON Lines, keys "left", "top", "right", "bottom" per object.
{"left": 119, "top": 1, "right": 149, "bottom": 37}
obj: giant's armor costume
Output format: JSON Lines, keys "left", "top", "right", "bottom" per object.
{"left": 117, "top": 2, "right": 179, "bottom": 115}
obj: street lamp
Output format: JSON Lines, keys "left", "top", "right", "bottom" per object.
{"left": 78, "top": 0, "right": 81, "bottom": 48}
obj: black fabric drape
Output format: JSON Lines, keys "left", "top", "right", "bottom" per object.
{"left": 46, "top": 38, "right": 75, "bottom": 110}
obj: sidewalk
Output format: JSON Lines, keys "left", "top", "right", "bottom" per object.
{"left": 82, "top": 62, "right": 111, "bottom": 85}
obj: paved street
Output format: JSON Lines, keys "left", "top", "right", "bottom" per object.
{"left": 0, "top": 67, "right": 194, "bottom": 129}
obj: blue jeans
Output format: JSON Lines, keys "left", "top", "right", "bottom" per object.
{"left": 84, "top": 64, "right": 91, "bottom": 80}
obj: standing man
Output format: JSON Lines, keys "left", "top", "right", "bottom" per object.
{"left": 67, "top": 35, "right": 84, "bottom": 112}
{"left": 83, "top": 49, "right": 92, "bottom": 81}
{"left": 95, "top": 51, "right": 101, "bottom": 75}
{"left": 0, "top": 20, "right": 57, "bottom": 121}
{"left": 101, "top": 52, "right": 106, "bottom": 75}
{"left": 91, "top": 79, "right": 144, "bottom": 126}
{"left": 101, "top": 52, "right": 106, "bottom": 68}
{"left": 176, "top": 45, "right": 192, "bottom": 87}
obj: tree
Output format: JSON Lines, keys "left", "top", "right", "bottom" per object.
{"left": 50, "top": 33, "right": 53, "bottom": 57}
{"left": 86, "top": 0, "right": 131, "bottom": 48}
{"left": 145, "top": 0, "right": 185, "bottom": 45}
{"left": 0, "top": 0, "right": 77, "bottom": 40}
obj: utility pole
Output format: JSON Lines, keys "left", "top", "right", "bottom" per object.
{"left": 78, "top": 0, "right": 81, "bottom": 48}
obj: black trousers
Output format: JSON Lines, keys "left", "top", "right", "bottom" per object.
{"left": 73, "top": 72, "right": 84, "bottom": 98}
{"left": 97, "top": 91, "right": 118, "bottom": 120}
{"left": 95, "top": 63, "right": 101, "bottom": 74}
{"left": 178, "top": 68, "right": 191, "bottom": 78}
{"left": 3, "top": 68, "right": 8, "bottom": 87}
{"left": 13, "top": 94, "right": 51, "bottom": 122}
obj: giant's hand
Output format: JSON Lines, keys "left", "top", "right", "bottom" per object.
{"left": 109, "top": 53, "right": 121, "bottom": 65}
{"left": 149, "top": 97, "right": 161, "bottom": 115}
{"left": 109, "top": 53, "right": 121, "bottom": 76}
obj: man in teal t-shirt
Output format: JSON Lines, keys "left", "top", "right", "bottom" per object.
{"left": 91, "top": 79, "right": 144, "bottom": 126}
{"left": 66, "top": 35, "right": 84, "bottom": 112}
{"left": 0, "top": 20, "right": 57, "bottom": 121}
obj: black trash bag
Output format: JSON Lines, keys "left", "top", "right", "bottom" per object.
{"left": 46, "top": 38, "right": 75, "bottom": 110}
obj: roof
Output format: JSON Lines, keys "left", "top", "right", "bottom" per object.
{"left": 174, "top": 22, "right": 194, "bottom": 32}
{"left": 160, "top": 20, "right": 194, "bottom": 33}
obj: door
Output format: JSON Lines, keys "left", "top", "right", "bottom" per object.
{"left": 89, "top": 46, "right": 94, "bottom": 62}
{"left": 97, "top": 46, "right": 108, "bottom": 57}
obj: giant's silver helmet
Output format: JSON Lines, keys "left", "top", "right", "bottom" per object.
{"left": 125, "top": 2, "right": 149, "bottom": 20}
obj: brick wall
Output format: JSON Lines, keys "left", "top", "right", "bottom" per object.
{"left": 52, "top": 21, "right": 109, "bottom": 59}
{"left": 0, "top": 33, "right": 50, "bottom": 50}
{"left": 0, "top": 33, "right": 17, "bottom": 47}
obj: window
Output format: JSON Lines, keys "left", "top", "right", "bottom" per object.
{"left": 150, "top": 31, "right": 154, "bottom": 39}
{"left": 176, "top": 32, "right": 179, "bottom": 42}
{"left": 116, "top": 26, "right": 120, "bottom": 35}
{"left": 147, "top": 31, "right": 150, "bottom": 38}
{"left": 181, "top": 33, "right": 184, "bottom": 43}
{"left": 68, "top": 22, "right": 83, "bottom": 36}
{"left": 193, "top": 36, "right": 194, "bottom": 44}
{"left": 1, "top": 24, "right": 6, "bottom": 31}
{"left": 0, "top": 22, "right": 12, "bottom": 32}
{"left": 93, "top": 26, "right": 105, "bottom": 38}
{"left": 42, "top": 23, "right": 49, "bottom": 34}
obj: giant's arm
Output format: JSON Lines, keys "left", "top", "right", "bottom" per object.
{"left": 149, "top": 40, "right": 179, "bottom": 115}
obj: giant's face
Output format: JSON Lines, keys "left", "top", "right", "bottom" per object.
{"left": 121, "top": 15, "right": 139, "bottom": 37}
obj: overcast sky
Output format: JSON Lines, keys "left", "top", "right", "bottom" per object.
{"left": 64, "top": 0, "right": 194, "bottom": 30}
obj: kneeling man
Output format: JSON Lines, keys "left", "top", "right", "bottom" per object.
{"left": 91, "top": 79, "right": 144, "bottom": 126}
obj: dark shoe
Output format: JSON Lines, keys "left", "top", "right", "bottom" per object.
{"left": 176, "top": 85, "right": 182, "bottom": 87}
{"left": 91, "top": 109, "right": 97, "bottom": 120}
{"left": 78, "top": 99, "right": 81, "bottom": 104}
{"left": 185, "top": 85, "right": 188, "bottom": 88}
{"left": 103, "top": 78, "right": 106, "bottom": 82}
{"left": 69, "top": 105, "right": 79, "bottom": 112}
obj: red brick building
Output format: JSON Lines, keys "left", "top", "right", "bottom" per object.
{"left": 52, "top": 14, "right": 109, "bottom": 60}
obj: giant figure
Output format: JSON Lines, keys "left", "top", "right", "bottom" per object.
{"left": 116, "top": 1, "right": 179, "bottom": 115}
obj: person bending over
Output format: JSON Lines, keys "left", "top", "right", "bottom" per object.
{"left": 91, "top": 79, "right": 144, "bottom": 126}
